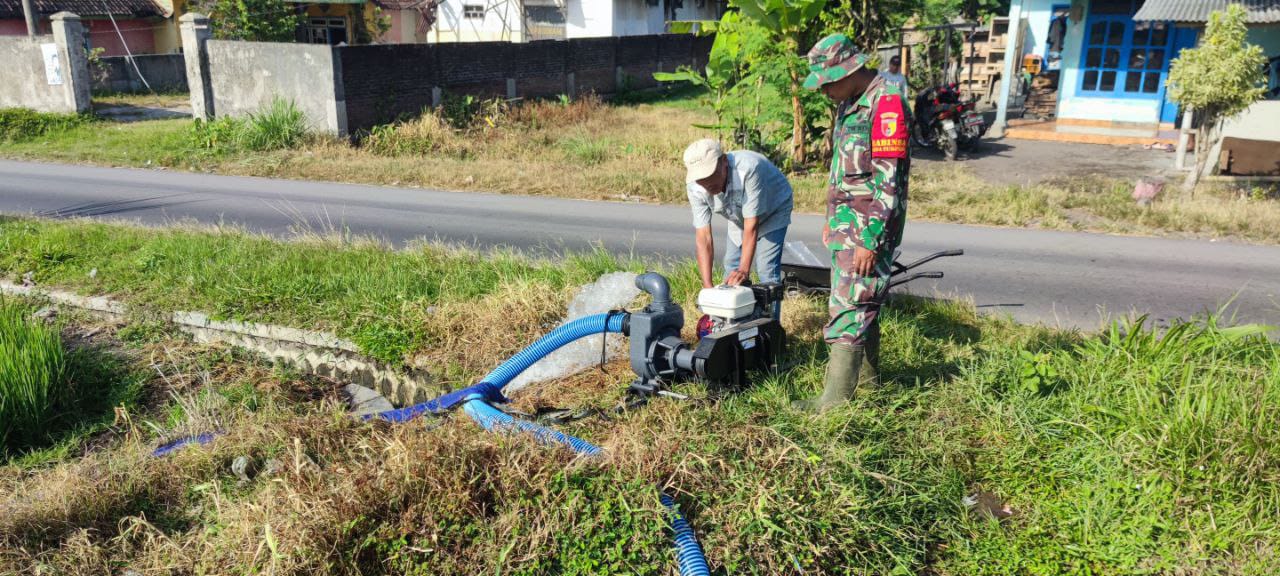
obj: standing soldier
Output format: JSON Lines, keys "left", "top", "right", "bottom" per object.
{"left": 793, "top": 34, "right": 911, "bottom": 413}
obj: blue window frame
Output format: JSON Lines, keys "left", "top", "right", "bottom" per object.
{"left": 1078, "top": 0, "right": 1174, "bottom": 99}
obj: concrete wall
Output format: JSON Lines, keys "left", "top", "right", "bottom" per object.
{"left": 206, "top": 40, "right": 346, "bottom": 134}
{"left": 613, "top": 0, "right": 664, "bottom": 36}
{"left": 91, "top": 53, "right": 188, "bottom": 93}
{"left": 434, "top": 0, "right": 526, "bottom": 42}
{"left": 672, "top": 0, "right": 720, "bottom": 23}
{"left": 189, "top": 23, "right": 709, "bottom": 135}
{"left": 337, "top": 33, "right": 711, "bottom": 132}
{"left": 0, "top": 20, "right": 31, "bottom": 35}
{"left": 1223, "top": 100, "right": 1280, "bottom": 142}
{"left": 86, "top": 18, "right": 157, "bottom": 56}
{"left": 0, "top": 15, "right": 91, "bottom": 113}
{"left": 567, "top": 0, "right": 614, "bottom": 38}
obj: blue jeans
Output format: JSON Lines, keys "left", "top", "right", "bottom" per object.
{"left": 724, "top": 226, "right": 787, "bottom": 318}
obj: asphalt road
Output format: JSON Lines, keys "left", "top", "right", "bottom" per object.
{"left": 2, "top": 159, "right": 1277, "bottom": 331}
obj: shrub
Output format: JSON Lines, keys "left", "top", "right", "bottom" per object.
{"left": 190, "top": 116, "right": 246, "bottom": 151}
{"left": 188, "top": 98, "right": 308, "bottom": 153}
{"left": 0, "top": 299, "right": 67, "bottom": 454}
{"left": 0, "top": 108, "right": 91, "bottom": 143}
{"left": 240, "top": 98, "right": 308, "bottom": 151}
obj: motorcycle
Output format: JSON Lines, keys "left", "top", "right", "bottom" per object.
{"left": 912, "top": 83, "right": 986, "bottom": 161}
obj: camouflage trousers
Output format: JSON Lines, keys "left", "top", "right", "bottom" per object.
{"left": 823, "top": 209, "right": 906, "bottom": 346}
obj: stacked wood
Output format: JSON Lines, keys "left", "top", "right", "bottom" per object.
{"left": 956, "top": 17, "right": 1019, "bottom": 103}
{"left": 1024, "top": 71, "right": 1059, "bottom": 117}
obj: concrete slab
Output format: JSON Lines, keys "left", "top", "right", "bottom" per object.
{"left": 343, "top": 384, "right": 395, "bottom": 417}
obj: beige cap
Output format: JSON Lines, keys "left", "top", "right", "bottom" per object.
{"left": 683, "top": 138, "right": 723, "bottom": 183}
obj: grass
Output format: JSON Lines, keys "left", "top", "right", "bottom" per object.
{"left": 191, "top": 98, "right": 310, "bottom": 153}
{"left": 3, "top": 95, "right": 1279, "bottom": 242}
{"left": 0, "top": 298, "right": 144, "bottom": 462}
{"left": 0, "top": 108, "right": 93, "bottom": 144}
{"left": 0, "top": 217, "right": 1277, "bottom": 575}
{"left": 0, "top": 298, "right": 66, "bottom": 452}
{"left": 0, "top": 217, "right": 637, "bottom": 369}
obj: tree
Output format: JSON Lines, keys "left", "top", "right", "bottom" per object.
{"left": 731, "top": 0, "right": 829, "bottom": 165}
{"left": 1166, "top": 4, "right": 1266, "bottom": 192}
{"left": 200, "top": 0, "right": 301, "bottom": 42}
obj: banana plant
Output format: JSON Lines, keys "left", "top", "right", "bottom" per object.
{"left": 730, "top": 0, "right": 829, "bottom": 164}
{"left": 655, "top": 13, "right": 761, "bottom": 145}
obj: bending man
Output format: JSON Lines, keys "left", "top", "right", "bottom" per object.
{"left": 683, "top": 139, "right": 794, "bottom": 306}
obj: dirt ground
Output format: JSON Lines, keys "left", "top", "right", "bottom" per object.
{"left": 912, "top": 137, "right": 1178, "bottom": 186}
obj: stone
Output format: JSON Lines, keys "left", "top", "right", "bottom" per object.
{"left": 343, "top": 383, "right": 394, "bottom": 418}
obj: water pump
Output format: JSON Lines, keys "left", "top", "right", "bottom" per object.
{"left": 625, "top": 272, "right": 786, "bottom": 397}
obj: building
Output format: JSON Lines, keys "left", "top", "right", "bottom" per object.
{"left": 990, "top": 0, "right": 1280, "bottom": 144}
{"left": 374, "top": 0, "right": 722, "bottom": 44}
{"left": 0, "top": 0, "right": 180, "bottom": 55}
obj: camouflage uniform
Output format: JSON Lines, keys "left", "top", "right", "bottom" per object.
{"left": 804, "top": 35, "right": 912, "bottom": 347}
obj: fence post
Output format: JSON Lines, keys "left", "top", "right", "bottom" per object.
{"left": 50, "top": 12, "right": 90, "bottom": 114}
{"left": 180, "top": 13, "right": 214, "bottom": 120}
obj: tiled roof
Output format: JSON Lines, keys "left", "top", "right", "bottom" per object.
{"left": 0, "top": 0, "right": 164, "bottom": 19}
{"left": 1133, "top": 0, "right": 1280, "bottom": 23}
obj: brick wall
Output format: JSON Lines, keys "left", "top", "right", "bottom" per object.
{"left": 337, "top": 34, "right": 713, "bottom": 133}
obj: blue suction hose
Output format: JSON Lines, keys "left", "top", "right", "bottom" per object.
{"left": 479, "top": 312, "right": 628, "bottom": 390}
{"left": 152, "top": 305, "right": 710, "bottom": 573}
{"left": 463, "top": 398, "right": 603, "bottom": 457}
{"left": 661, "top": 492, "right": 712, "bottom": 576}
{"left": 367, "top": 312, "right": 628, "bottom": 423}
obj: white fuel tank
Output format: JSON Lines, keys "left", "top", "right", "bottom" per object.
{"left": 697, "top": 285, "right": 757, "bottom": 320}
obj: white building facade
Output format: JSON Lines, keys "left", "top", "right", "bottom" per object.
{"left": 380, "top": 0, "right": 721, "bottom": 43}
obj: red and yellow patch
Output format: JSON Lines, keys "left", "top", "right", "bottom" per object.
{"left": 871, "top": 93, "right": 908, "bottom": 159}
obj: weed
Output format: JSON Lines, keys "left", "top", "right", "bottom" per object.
{"left": 188, "top": 98, "right": 308, "bottom": 154}
{"left": 0, "top": 298, "right": 66, "bottom": 453}
{"left": 362, "top": 113, "right": 466, "bottom": 158}
{"left": 189, "top": 116, "right": 245, "bottom": 151}
{"left": 0, "top": 108, "right": 92, "bottom": 143}
{"left": 240, "top": 98, "right": 308, "bottom": 151}
{"left": 558, "top": 135, "right": 614, "bottom": 165}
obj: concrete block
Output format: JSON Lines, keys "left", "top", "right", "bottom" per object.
{"left": 179, "top": 13, "right": 213, "bottom": 120}
{"left": 50, "top": 13, "right": 90, "bottom": 114}
{"left": 0, "top": 280, "right": 435, "bottom": 406}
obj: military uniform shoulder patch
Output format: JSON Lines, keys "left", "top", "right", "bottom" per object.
{"left": 871, "top": 93, "right": 908, "bottom": 159}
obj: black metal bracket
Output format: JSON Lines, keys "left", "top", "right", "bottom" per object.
{"left": 781, "top": 249, "right": 965, "bottom": 294}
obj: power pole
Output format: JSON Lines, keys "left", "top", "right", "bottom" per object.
{"left": 22, "top": 0, "right": 38, "bottom": 36}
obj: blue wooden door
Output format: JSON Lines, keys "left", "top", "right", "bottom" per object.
{"left": 1160, "top": 27, "right": 1199, "bottom": 124}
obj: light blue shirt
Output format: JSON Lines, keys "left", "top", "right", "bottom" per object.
{"left": 686, "top": 150, "right": 793, "bottom": 246}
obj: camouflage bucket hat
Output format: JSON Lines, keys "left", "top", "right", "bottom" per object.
{"left": 803, "top": 33, "right": 869, "bottom": 90}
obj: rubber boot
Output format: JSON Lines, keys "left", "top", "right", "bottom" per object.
{"left": 792, "top": 342, "right": 862, "bottom": 413}
{"left": 861, "top": 324, "right": 881, "bottom": 388}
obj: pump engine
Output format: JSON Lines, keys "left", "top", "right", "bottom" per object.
{"left": 625, "top": 273, "right": 785, "bottom": 397}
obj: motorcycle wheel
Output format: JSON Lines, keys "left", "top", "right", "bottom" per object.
{"left": 943, "top": 133, "right": 958, "bottom": 161}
